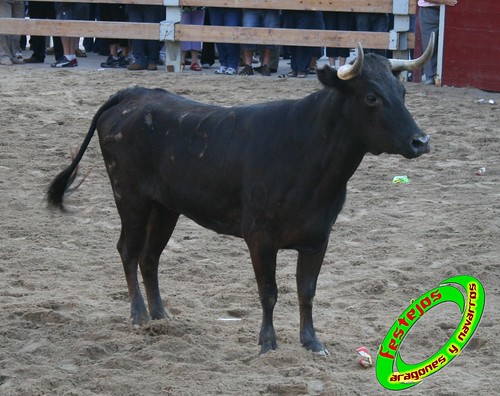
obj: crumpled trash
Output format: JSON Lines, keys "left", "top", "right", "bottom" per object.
{"left": 476, "top": 99, "right": 496, "bottom": 105}
{"left": 357, "top": 346, "right": 373, "bottom": 368}
{"left": 475, "top": 167, "right": 486, "bottom": 176}
{"left": 392, "top": 175, "right": 410, "bottom": 184}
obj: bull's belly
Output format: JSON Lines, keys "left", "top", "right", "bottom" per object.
{"left": 171, "top": 198, "right": 334, "bottom": 252}
{"left": 180, "top": 208, "right": 245, "bottom": 238}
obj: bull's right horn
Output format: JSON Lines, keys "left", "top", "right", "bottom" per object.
{"left": 337, "top": 43, "right": 364, "bottom": 80}
{"left": 389, "top": 32, "right": 436, "bottom": 71}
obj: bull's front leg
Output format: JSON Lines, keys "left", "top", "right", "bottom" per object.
{"left": 246, "top": 234, "right": 279, "bottom": 354}
{"left": 296, "top": 242, "right": 330, "bottom": 355}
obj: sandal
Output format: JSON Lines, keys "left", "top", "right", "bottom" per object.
{"left": 190, "top": 62, "right": 202, "bottom": 71}
{"left": 297, "top": 72, "right": 307, "bottom": 78}
{"left": 287, "top": 70, "right": 297, "bottom": 78}
{"left": 75, "top": 48, "right": 87, "bottom": 58}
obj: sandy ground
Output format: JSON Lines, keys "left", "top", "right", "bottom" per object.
{"left": 0, "top": 59, "right": 499, "bottom": 396}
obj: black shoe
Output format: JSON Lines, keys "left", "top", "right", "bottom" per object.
{"left": 101, "top": 55, "right": 129, "bottom": 68}
{"left": 100, "top": 55, "right": 115, "bottom": 68}
{"left": 260, "top": 64, "right": 271, "bottom": 76}
{"left": 239, "top": 64, "right": 254, "bottom": 76}
{"left": 24, "top": 55, "right": 44, "bottom": 64}
{"left": 115, "top": 56, "right": 129, "bottom": 68}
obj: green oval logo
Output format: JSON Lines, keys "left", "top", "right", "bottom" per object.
{"left": 376, "top": 275, "right": 485, "bottom": 390}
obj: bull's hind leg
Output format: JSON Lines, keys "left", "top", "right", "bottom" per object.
{"left": 117, "top": 200, "right": 179, "bottom": 325}
{"left": 246, "top": 235, "right": 279, "bottom": 354}
{"left": 139, "top": 203, "right": 179, "bottom": 320}
{"left": 296, "top": 242, "right": 330, "bottom": 355}
{"left": 116, "top": 203, "right": 152, "bottom": 326}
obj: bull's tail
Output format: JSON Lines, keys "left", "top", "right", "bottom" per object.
{"left": 47, "top": 92, "right": 123, "bottom": 210}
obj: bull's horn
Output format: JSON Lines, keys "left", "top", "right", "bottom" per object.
{"left": 389, "top": 32, "right": 435, "bottom": 71}
{"left": 337, "top": 43, "right": 364, "bottom": 80}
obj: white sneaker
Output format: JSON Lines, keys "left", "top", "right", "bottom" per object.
{"left": 0, "top": 56, "right": 13, "bottom": 65}
{"left": 225, "top": 67, "right": 236, "bottom": 75}
{"left": 12, "top": 54, "right": 24, "bottom": 64}
{"left": 215, "top": 66, "right": 227, "bottom": 74}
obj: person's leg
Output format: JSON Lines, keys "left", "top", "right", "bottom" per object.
{"left": 355, "top": 13, "right": 370, "bottom": 32}
{"left": 371, "top": 13, "right": 389, "bottom": 56}
{"left": 143, "top": 5, "right": 163, "bottom": 67}
{"left": 338, "top": 12, "right": 355, "bottom": 65}
{"left": 224, "top": 8, "right": 241, "bottom": 71}
{"left": 60, "top": 36, "right": 78, "bottom": 57}
{"left": 51, "top": 35, "right": 78, "bottom": 67}
{"left": 9, "top": 0, "right": 24, "bottom": 59}
{"left": 180, "top": 9, "right": 192, "bottom": 65}
{"left": 25, "top": 2, "right": 47, "bottom": 61}
{"left": 201, "top": 9, "right": 215, "bottom": 67}
{"left": 181, "top": 8, "right": 203, "bottom": 68}
{"left": 282, "top": 10, "right": 298, "bottom": 74}
{"left": 0, "top": 1, "right": 13, "bottom": 64}
{"left": 419, "top": 7, "right": 439, "bottom": 81}
{"left": 208, "top": 7, "right": 228, "bottom": 71}
{"left": 261, "top": 9, "right": 279, "bottom": 72}
{"left": 295, "top": 11, "right": 316, "bottom": 75}
{"left": 241, "top": 9, "right": 259, "bottom": 68}
{"left": 48, "top": 3, "right": 64, "bottom": 61}
{"left": 187, "top": 9, "right": 204, "bottom": 69}
{"left": 127, "top": 5, "right": 147, "bottom": 68}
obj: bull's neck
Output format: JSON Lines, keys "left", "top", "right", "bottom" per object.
{"left": 294, "top": 90, "right": 366, "bottom": 189}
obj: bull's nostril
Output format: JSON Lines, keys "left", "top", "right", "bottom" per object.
{"left": 412, "top": 134, "right": 430, "bottom": 147}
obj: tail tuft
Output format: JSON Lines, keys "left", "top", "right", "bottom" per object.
{"left": 46, "top": 165, "right": 78, "bottom": 211}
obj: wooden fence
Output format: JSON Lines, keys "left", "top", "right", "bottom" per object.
{"left": 0, "top": 0, "right": 416, "bottom": 72}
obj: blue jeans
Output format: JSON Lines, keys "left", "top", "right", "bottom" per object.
{"left": 208, "top": 7, "right": 241, "bottom": 69}
{"left": 128, "top": 5, "right": 164, "bottom": 65}
{"left": 241, "top": 9, "right": 280, "bottom": 51}
{"left": 283, "top": 10, "right": 317, "bottom": 73}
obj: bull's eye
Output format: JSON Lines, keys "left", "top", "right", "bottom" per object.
{"left": 365, "top": 94, "right": 379, "bottom": 105}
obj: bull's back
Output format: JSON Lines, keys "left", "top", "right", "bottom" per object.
{"left": 96, "top": 87, "right": 253, "bottom": 235}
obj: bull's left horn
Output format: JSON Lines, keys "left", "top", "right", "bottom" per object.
{"left": 389, "top": 32, "right": 435, "bottom": 71}
{"left": 337, "top": 43, "right": 364, "bottom": 80}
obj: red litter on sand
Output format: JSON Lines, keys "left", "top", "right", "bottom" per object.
{"left": 357, "top": 346, "right": 373, "bottom": 368}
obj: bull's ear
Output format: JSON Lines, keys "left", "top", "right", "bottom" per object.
{"left": 316, "top": 65, "right": 343, "bottom": 89}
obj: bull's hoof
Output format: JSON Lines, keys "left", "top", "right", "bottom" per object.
{"left": 259, "top": 340, "right": 278, "bottom": 355}
{"left": 302, "top": 340, "right": 330, "bottom": 356}
{"left": 130, "top": 311, "right": 151, "bottom": 327}
{"left": 150, "top": 307, "right": 173, "bottom": 321}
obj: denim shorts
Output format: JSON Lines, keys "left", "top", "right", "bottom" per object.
{"left": 242, "top": 9, "right": 280, "bottom": 50}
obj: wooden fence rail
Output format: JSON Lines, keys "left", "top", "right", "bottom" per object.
{"left": 0, "top": 0, "right": 416, "bottom": 72}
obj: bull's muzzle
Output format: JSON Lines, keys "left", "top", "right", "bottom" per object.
{"left": 411, "top": 134, "right": 431, "bottom": 157}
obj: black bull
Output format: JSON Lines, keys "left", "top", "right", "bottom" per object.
{"left": 47, "top": 50, "right": 431, "bottom": 355}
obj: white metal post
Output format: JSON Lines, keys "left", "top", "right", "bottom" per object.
{"left": 161, "top": 0, "right": 182, "bottom": 72}
{"left": 392, "top": 0, "right": 412, "bottom": 81}
{"left": 436, "top": 4, "right": 446, "bottom": 86}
